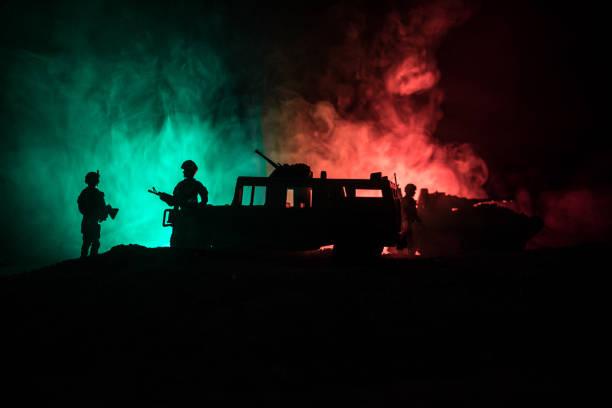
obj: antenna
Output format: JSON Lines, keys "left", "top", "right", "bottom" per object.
{"left": 394, "top": 173, "right": 402, "bottom": 198}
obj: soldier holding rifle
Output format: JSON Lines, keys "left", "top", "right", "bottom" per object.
{"left": 77, "top": 170, "right": 118, "bottom": 258}
{"left": 149, "top": 160, "right": 208, "bottom": 209}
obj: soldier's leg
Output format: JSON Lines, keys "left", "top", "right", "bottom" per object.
{"left": 90, "top": 224, "right": 101, "bottom": 256}
{"left": 397, "top": 220, "right": 409, "bottom": 250}
{"left": 170, "top": 228, "right": 183, "bottom": 248}
{"left": 170, "top": 219, "right": 185, "bottom": 248}
{"left": 405, "top": 223, "right": 415, "bottom": 254}
{"left": 411, "top": 222, "right": 422, "bottom": 256}
{"left": 91, "top": 240, "right": 100, "bottom": 256}
{"left": 81, "top": 234, "right": 90, "bottom": 258}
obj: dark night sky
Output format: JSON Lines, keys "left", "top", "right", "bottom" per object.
{"left": 436, "top": 1, "right": 610, "bottom": 195}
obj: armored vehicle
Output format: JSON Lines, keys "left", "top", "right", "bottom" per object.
{"left": 414, "top": 189, "right": 543, "bottom": 256}
{"left": 160, "top": 152, "right": 402, "bottom": 257}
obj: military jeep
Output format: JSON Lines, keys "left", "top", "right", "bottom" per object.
{"left": 162, "top": 172, "right": 402, "bottom": 256}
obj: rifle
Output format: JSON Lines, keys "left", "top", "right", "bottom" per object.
{"left": 148, "top": 187, "right": 175, "bottom": 206}
{"left": 105, "top": 205, "right": 119, "bottom": 220}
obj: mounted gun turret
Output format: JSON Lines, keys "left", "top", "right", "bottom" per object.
{"left": 254, "top": 149, "right": 313, "bottom": 178}
{"left": 254, "top": 149, "right": 313, "bottom": 207}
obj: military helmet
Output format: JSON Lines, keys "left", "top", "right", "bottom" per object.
{"left": 181, "top": 160, "right": 198, "bottom": 176}
{"left": 405, "top": 183, "right": 417, "bottom": 193}
{"left": 85, "top": 171, "right": 99, "bottom": 186}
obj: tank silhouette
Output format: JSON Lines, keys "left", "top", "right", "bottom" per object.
{"left": 413, "top": 189, "right": 543, "bottom": 256}
{"left": 159, "top": 151, "right": 402, "bottom": 257}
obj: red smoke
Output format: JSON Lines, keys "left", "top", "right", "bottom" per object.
{"left": 263, "top": 2, "right": 488, "bottom": 198}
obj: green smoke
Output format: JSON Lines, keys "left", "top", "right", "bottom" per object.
{"left": 0, "top": 1, "right": 267, "bottom": 269}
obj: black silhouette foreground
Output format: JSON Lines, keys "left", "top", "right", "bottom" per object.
{"left": 397, "top": 183, "right": 422, "bottom": 253}
{"left": 77, "top": 170, "right": 118, "bottom": 257}
{"left": 1, "top": 243, "right": 604, "bottom": 405}
{"left": 149, "top": 151, "right": 541, "bottom": 258}
{"left": 149, "top": 160, "right": 208, "bottom": 248}
{"left": 152, "top": 151, "right": 402, "bottom": 256}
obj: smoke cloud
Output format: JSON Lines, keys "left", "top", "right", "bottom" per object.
{"left": 262, "top": 1, "right": 488, "bottom": 198}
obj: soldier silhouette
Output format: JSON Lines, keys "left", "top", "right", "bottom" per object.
{"left": 160, "top": 160, "right": 208, "bottom": 248}
{"left": 172, "top": 160, "right": 208, "bottom": 209}
{"left": 77, "top": 171, "right": 118, "bottom": 258}
{"left": 148, "top": 160, "right": 208, "bottom": 248}
{"left": 397, "top": 183, "right": 421, "bottom": 252}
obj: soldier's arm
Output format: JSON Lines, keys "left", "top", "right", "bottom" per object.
{"left": 170, "top": 184, "right": 181, "bottom": 207}
{"left": 199, "top": 184, "right": 208, "bottom": 205}
{"left": 97, "top": 192, "right": 108, "bottom": 220}
{"left": 157, "top": 192, "right": 175, "bottom": 206}
{"left": 77, "top": 192, "right": 85, "bottom": 215}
